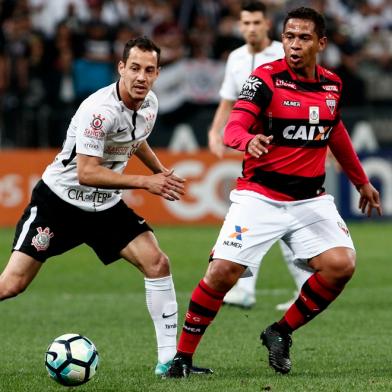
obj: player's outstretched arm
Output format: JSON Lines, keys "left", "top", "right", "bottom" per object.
{"left": 357, "top": 183, "right": 383, "bottom": 217}
{"left": 77, "top": 154, "right": 184, "bottom": 200}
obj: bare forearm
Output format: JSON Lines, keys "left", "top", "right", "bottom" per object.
{"left": 78, "top": 161, "right": 149, "bottom": 190}
{"left": 135, "top": 141, "right": 165, "bottom": 173}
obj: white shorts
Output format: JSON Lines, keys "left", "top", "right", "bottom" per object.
{"left": 212, "top": 190, "right": 355, "bottom": 273}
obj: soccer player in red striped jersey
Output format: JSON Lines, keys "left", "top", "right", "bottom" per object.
{"left": 166, "top": 7, "right": 382, "bottom": 378}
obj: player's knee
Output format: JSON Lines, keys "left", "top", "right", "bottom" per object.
{"left": 0, "top": 278, "right": 26, "bottom": 300}
{"left": 339, "top": 252, "right": 356, "bottom": 281}
{"left": 205, "top": 260, "right": 242, "bottom": 291}
{"left": 325, "top": 250, "right": 356, "bottom": 284}
{"left": 146, "top": 251, "right": 170, "bottom": 278}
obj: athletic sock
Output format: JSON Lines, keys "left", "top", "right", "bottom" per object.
{"left": 177, "top": 279, "right": 225, "bottom": 357}
{"left": 145, "top": 275, "right": 177, "bottom": 364}
{"left": 278, "top": 272, "right": 343, "bottom": 333}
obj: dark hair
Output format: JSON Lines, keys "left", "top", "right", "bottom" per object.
{"left": 122, "top": 36, "right": 161, "bottom": 66}
{"left": 283, "top": 7, "right": 326, "bottom": 38}
{"left": 241, "top": 0, "right": 267, "bottom": 15}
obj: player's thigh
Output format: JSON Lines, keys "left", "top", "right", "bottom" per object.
{"left": 86, "top": 201, "right": 155, "bottom": 266}
{"left": 287, "top": 197, "right": 354, "bottom": 270}
{"left": 212, "top": 190, "right": 288, "bottom": 270}
{"left": 0, "top": 251, "right": 43, "bottom": 295}
{"left": 120, "top": 231, "right": 169, "bottom": 276}
{"left": 13, "top": 196, "right": 84, "bottom": 262}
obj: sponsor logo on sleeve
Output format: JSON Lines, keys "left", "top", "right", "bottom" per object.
{"left": 239, "top": 76, "right": 263, "bottom": 100}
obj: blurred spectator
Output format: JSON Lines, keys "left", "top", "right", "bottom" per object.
{"left": 1, "top": 0, "right": 392, "bottom": 148}
{"left": 333, "top": 46, "right": 367, "bottom": 107}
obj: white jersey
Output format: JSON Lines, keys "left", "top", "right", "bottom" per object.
{"left": 42, "top": 82, "right": 158, "bottom": 212}
{"left": 219, "top": 41, "right": 284, "bottom": 100}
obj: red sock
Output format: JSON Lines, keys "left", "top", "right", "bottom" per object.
{"left": 177, "top": 279, "right": 225, "bottom": 356}
{"left": 279, "top": 272, "right": 343, "bottom": 332}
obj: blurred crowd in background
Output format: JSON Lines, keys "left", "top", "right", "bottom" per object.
{"left": 0, "top": 0, "right": 391, "bottom": 148}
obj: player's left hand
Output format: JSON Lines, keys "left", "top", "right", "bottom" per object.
{"left": 357, "top": 183, "right": 382, "bottom": 217}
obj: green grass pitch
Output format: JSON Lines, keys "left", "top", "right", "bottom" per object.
{"left": 0, "top": 222, "right": 391, "bottom": 392}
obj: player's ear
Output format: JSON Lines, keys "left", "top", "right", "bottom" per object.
{"left": 318, "top": 36, "right": 327, "bottom": 52}
{"left": 118, "top": 61, "right": 125, "bottom": 77}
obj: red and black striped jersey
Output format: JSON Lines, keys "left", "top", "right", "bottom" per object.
{"left": 223, "top": 58, "right": 368, "bottom": 201}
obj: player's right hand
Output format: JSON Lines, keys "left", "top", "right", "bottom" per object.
{"left": 146, "top": 170, "right": 185, "bottom": 201}
{"left": 247, "top": 135, "right": 273, "bottom": 158}
{"left": 208, "top": 131, "right": 225, "bottom": 158}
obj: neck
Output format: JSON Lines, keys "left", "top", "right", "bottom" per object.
{"left": 118, "top": 79, "right": 142, "bottom": 111}
{"left": 291, "top": 63, "right": 318, "bottom": 81}
{"left": 248, "top": 36, "right": 270, "bottom": 54}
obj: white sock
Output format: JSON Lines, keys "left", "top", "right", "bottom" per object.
{"left": 144, "top": 275, "right": 177, "bottom": 364}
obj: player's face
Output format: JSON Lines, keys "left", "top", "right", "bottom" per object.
{"left": 282, "top": 18, "right": 326, "bottom": 79}
{"left": 118, "top": 46, "right": 159, "bottom": 109}
{"left": 240, "top": 11, "right": 270, "bottom": 49}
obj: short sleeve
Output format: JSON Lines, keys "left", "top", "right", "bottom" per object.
{"left": 75, "top": 106, "right": 115, "bottom": 157}
{"left": 219, "top": 55, "right": 239, "bottom": 101}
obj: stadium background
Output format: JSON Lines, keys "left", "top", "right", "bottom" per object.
{"left": 0, "top": 0, "right": 391, "bottom": 225}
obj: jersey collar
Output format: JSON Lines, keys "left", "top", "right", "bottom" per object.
{"left": 115, "top": 80, "right": 121, "bottom": 102}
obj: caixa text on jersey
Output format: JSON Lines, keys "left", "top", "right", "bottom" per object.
{"left": 67, "top": 189, "right": 112, "bottom": 203}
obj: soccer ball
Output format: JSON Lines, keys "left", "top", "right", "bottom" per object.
{"left": 45, "top": 333, "right": 99, "bottom": 386}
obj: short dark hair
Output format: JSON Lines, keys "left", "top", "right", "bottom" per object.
{"left": 283, "top": 7, "right": 326, "bottom": 38}
{"left": 122, "top": 36, "right": 161, "bottom": 66}
{"left": 241, "top": 0, "right": 267, "bottom": 15}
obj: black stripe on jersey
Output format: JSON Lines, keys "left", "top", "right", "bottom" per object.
{"left": 250, "top": 168, "right": 325, "bottom": 200}
{"left": 260, "top": 117, "right": 337, "bottom": 148}
{"left": 130, "top": 111, "right": 137, "bottom": 140}
{"left": 272, "top": 71, "right": 341, "bottom": 93}
{"left": 62, "top": 145, "right": 76, "bottom": 167}
{"left": 115, "top": 80, "right": 121, "bottom": 101}
{"left": 232, "top": 107, "right": 258, "bottom": 118}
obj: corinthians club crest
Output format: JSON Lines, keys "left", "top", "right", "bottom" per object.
{"left": 32, "top": 227, "right": 54, "bottom": 251}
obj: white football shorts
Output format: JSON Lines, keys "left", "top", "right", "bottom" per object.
{"left": 211, "top": 190, "right": 355, "bottom": 272}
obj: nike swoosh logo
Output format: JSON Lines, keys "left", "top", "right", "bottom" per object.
{"left": 138, "top": 219, "right": 146, "bottom": 224}
{"left": 162, "top": 311, "right": 177, "bottom": 318}
{"left": 116, "top": 127, "right": 127, "bottom": 133}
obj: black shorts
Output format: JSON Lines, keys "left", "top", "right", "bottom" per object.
{"left": 12, "top": 180, "right": 153, "bottom": 264}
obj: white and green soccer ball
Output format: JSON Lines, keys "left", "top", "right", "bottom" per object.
{"left": 45, "top": 333, "right": 99, "bottom": 386}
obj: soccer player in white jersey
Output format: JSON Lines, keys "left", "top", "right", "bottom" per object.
{"left": 208, "top": 0, "right": 311, "bottom": 310}
{"left": 0, "top": 36, "right": 203, "bottom": 377}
